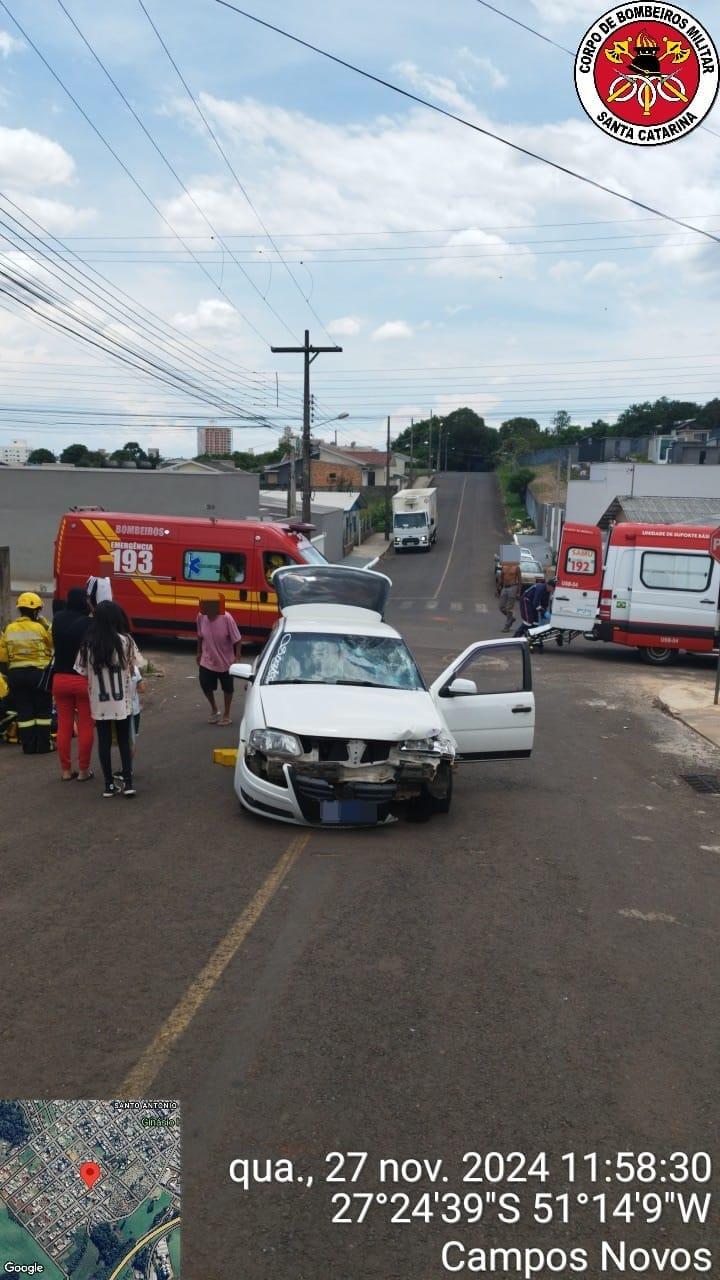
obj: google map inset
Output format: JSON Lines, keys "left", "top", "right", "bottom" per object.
{"left": 0, "top": 1099, "right": 180, "bottom": 1279}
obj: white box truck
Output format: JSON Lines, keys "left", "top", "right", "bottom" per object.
{"left": 392, "top": 487, "right": 438, "bottom": 551}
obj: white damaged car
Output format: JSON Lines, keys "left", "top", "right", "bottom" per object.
{"left": 230, "top": 565, "right": 535, "bottom": 826}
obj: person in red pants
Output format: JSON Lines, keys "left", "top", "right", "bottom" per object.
{"left": 51, "top": 587, "right": 94, "bottom": 781}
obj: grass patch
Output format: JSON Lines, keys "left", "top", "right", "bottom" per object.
{"left": 496, "top": 464, "right": 533, "bottom": 530}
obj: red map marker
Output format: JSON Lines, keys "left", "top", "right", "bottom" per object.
{"left": 79, "top": 1161, "right": 102, "bottom": 1190}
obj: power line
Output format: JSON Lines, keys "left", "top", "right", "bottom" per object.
{"left": 54, "top": 0, "right": 301, "bottom": 348}
{"left": 472, "top": 0, "right": 720, "bottom": 142}
{"left": 213, "top": 1, "right": 720, "bottom": 248}
{"left": 473, "top": 0, "right": 574, "bottom": 56}
{"left": 136, "top": 0, "right": 337, "bottom": 347}
{"left": 0, "top": 0, "right": 285, "bottom": 352}
{"left": 0, "top": 194, "right": 303, "bottom": 423}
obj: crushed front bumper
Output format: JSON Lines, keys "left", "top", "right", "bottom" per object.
{"left": 236, "top": 748, "right": 452, "bottom": 826}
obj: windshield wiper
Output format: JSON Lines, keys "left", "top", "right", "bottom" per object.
{"left": 270, "top": 678, "right": 324, "bottom": 685}
{"left": 335, "top": 679, "right": 390, "bottom": 688}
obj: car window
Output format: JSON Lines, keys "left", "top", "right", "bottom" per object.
{"left": 262, "top": 631, "right": 425, "bottom": 690}
{"left": 263, "top": 551, "right": 295, "bottom": 584}
{"left": 452, "top": 645, "right": 526, "bottom": 696}
{"left": 298, "top": 543, "right": 328, "bottom": 565}
{"left": 640, "top": 551, "right": 712, "bottom": 593}
{"left": 183, "top": 550, "right": 246, "bottom": 583}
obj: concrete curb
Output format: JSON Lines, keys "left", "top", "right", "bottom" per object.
{"left": 655, "top": 695, "right": 720, "bottom": 752}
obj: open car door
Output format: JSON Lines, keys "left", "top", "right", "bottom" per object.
{"left": 429, "top": 639, "right": 534, "bottom": 760}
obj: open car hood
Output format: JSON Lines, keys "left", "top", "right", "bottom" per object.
{"left": 259, "top": 684, "right": 443, "bottom": 741}
{"left": 273, "top": 564, "right": 391, "bottom": 622}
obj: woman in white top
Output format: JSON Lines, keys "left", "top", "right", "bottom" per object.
{"left": 75, "top": 601, "right": 145, "bottom": 797}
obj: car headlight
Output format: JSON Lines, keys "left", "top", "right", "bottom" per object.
{"left": 248, "top": 728, "right": 303, "bottom": 756}
{"left": 400, "top": 734, "right": 454, "bottom": 755}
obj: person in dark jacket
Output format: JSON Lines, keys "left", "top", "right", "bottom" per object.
{"left": 52, "top": 587, "right": 93, "bottom": 780}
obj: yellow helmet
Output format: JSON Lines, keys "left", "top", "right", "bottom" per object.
{"left": 17, "top": 591, "right": 43, "bottom": 610}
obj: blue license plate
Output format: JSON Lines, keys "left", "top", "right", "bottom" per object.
{"left": 320, "top": 800, "right": 378, "bottom": 825}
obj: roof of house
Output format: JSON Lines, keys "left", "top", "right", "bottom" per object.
{"left": 259, "top": 489, "right": 362, "bottom": 512}
{"left": 608, "top": 495, "right": 720, "bottom": 525}
{"left": 329, "top": 448, "right": 389, "bottom": 467}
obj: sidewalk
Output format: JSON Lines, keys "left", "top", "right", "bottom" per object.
{"left": 344, "top": 531, "right": 391, "bottom": 567}
{"left": 655, "top": 677, "right": 720, "bottom": 751}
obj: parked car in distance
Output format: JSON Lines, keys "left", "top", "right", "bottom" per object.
{"left": 494, "top": 549, "right": 547, "bottom": 593}
{"left": 231, "top": 564, "right": 536, "bottom": 827}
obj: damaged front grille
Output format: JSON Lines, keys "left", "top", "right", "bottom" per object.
{"left": 298, "top": 736, "right": 394, "bottom": 764}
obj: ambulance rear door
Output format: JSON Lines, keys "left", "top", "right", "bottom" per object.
{"left": 551, "top": 523, "right": 604, "bottom": 631}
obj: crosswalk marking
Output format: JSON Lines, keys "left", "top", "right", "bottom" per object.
{"left": 426, "top": 600, "right": 438, "bottom": 611}
{"left": 450, "top": 602, "right": 463, "bottom": 612}
{"left": 392, "top": 600, "right": 490, "bottom": 614}
{"left": 475, "top": 603, "right": 488, "bottom": 614}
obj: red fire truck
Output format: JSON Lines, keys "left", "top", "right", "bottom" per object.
{"left": 54, "top": 509, "right": 326, "bottom": 638}
{"left": 547, "top": 520, "right": 720, "bottom": 665}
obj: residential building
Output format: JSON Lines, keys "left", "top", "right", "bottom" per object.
{"left": 161, "top": 457, "right": 240, "bottom": 474}
{"left": 0, "top": 438, "right": 29, "bottom": 465}
{"left": 261, "top": 444, "right": 408, "bottom": 490}
{"left": 197, "top": 425, "right": 233, "bottom": 456}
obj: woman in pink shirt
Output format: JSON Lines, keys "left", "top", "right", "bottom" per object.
{"left": 196, "top": 599, "right": 242, "bottom": 725}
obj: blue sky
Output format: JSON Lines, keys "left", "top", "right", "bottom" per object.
{"left": 0, "top": 0, "right": 719, "bottom": 456}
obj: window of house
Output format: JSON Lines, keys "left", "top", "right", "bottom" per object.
{"left": 640, "top": 552, "right": 712, "bottom": 593}
{"left": 183, "top": 550, "right": 246, "bottom": 583}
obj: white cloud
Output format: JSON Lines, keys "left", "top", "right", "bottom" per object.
{"left": 327, "top": 315, "right": 362, "bottom": 336}
{"left": 393, "top": 61, "right": 477, "bottom": 114}
{"left": 458, "top": 47, "right": 508, "bottom": 91}
{"left": 371, "top": 320, "right": 414, "bottom": 341}
{"left": 5, "top": 191, "right": 95, "bottom": 233}
{"left": 0, "top": 31, "right": 23, "bottom": 58}
{"left": 172, "top": 298, "right": 240, "bottom": 332}
{"left": 584, "top": 261, "right": 621, "bottom": 283}
{"left": 529, "top": 0, "right": 598, "bottom": 22}
{"left": 0, "top": 125, "right": 75, "bottom": 189}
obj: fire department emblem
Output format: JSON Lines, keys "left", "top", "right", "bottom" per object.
{"left": 575, "top": 5, "right": 719, "bottom": 146}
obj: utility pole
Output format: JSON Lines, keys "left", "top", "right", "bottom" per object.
{"left": 428, "top": 414, "right": 433, "bottom": 476}
{"left": 287, "top": 434, "right": 297, "bottom": 518}
{"left": 384, "top": 415, "right": 391, "bottom": 541}
{"left": 444, "top": 428, "right": 449, "bottom": 471}
{"left": 409, "top": 417, "right": 414, "bottom": 482}
{"left": 436, "top": 421, "right": 442, "bottom": 472}
{"left": 271, "top": 329, "right": 342, "bottom": 524}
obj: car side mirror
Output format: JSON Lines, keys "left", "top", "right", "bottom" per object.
{"left": 229, "top": 662, "right": 254, "bottom": 680}
{"left": 442, "top": 677, "right": 478, "bottom": 697}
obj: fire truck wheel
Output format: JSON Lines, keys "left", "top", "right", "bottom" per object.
{"left": 639, "top": 646, "right": 679, "bottom": 666}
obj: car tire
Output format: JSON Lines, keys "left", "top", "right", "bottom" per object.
{"left": 639, "top": 646, "right": 679, "bottom": 666}
{"left": 408, "top": 765, "right": 453, "bottom": 821}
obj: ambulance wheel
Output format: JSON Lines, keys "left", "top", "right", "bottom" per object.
{"left": 639, "top": 646, "right": 679, "bottom": 666}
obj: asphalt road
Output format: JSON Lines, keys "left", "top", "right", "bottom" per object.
{"left": 1, "top": 473, "right": 719, "bottom": 1277}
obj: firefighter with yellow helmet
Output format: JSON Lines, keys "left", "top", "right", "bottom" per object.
{"left": 0, "top": 592, "right": 53, "bottom": 753}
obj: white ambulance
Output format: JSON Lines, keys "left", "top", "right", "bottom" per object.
{"left": 548, "top": 521, "right": 720, "bottom": 665}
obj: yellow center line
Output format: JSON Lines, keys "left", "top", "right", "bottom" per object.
{"left": 107, "top": 1217, "right": 181, "bottom": 1280}
{"left": 119, "top": 835, "right": 309, "bottom": 1097}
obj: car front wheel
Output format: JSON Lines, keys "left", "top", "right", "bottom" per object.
{"left": 407, "top": 764, "right": 453, "bottom": 821}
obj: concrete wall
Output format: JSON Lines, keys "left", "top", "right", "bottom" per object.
{"left": 566, "top": 462, "right": 720, "bottom": 526}
{"left": 0, "top": 466, "right": 259, "bottom": 587}
{"left": 525, "top": 488, "right": 564, "bottom": 553}
{"left": 258, "top": 500, "right": 345, "bottom": 565}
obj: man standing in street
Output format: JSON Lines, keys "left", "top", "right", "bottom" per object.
{"left": 498, "top": 560, "right": 522, "bottom": 632}
{"left": 196, "top": 598, "right": 243, "bottom": 726}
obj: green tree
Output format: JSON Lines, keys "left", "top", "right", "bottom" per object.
{"left": 111, "top": 440, "right": 148, "bottom": 464}
{"left": 26, "top": 447, "right": 56, "bottom": 464}
{"left": 552, "top": 410, "right": 572, "bottom": 433}
{"left": 507, "top": 468, "right": 536, "bottom": 499}
{"left": 60, "top": 442, "right": 91, "bottom": 466}
{"left": 0, "top": 1101, "right": 30, "bottom": 1147}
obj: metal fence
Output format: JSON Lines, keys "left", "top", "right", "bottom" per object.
{"left": 524, "top": 487, "right": 564, "bottom": 554}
